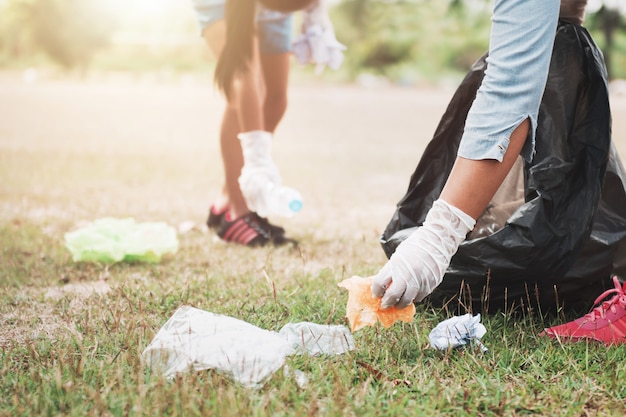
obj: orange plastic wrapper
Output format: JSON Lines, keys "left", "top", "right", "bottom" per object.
{"left": 338, "top": 276, "right": 416, "bottom": 332}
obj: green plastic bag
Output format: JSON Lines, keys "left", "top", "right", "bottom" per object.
{"left": 64, "top": 218, "right": 179, "bottom": 263}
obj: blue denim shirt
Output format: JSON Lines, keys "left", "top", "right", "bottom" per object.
{"left": 458, "top": 0, "right": 560, "bottom": 163}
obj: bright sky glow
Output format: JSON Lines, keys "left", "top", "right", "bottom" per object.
{"left": 105, "top": 0, "right": 195, "bottom": 27}
{"left": 114, "top": 0, "right": 180, "bottom": 17}
{"left": 96, "top": 0, "right": 199, "bottom": 45}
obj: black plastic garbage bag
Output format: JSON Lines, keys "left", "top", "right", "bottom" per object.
{"left": 380, "top": 21, "right": 626, "bottom": 313}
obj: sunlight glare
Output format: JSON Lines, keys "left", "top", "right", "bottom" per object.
{"left": 107, "top": 0, "right": 190, "bottom": 23}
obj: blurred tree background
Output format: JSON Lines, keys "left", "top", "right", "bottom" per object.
{"left": 0, "top": 0, "right": 624, "bottom": 84}
{"left": 0, "top": 0, "right": 114, "bottom": 70}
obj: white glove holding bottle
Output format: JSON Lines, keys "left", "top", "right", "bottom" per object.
{"left": 372, "top": 199, "right": 476, "bottom": 309}
{"left": 238, "top": 131, "right": 303, "bottom": 218}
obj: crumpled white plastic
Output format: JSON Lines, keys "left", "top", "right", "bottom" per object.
{"left": 428, "top": 313, "right": 488, "bottom": 352}
{"left": 142, "top": 306, "right": 354, "bottom": 389}
{"left": 292, "top": 2, "right": 346, "bottom": 74}
{"left": 279, "top": 322, "right": 355, "bottom": 356}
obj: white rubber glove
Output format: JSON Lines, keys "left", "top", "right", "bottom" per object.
{"left": 292, "top": 0, "right": 346, "bottom": 74}
{"left": 372, "top": 199, "right": 476, "bottom": 309}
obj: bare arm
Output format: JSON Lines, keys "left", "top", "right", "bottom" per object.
{"left": 560, "top": 0, "right": 587, "bottom": 25}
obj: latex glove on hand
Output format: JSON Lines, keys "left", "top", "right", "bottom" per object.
{"left": 303, "top": 0, "right": 333, "bottom": 28}
{"left": 372, "top": 199, "right": 476, "bottom": 309}
{"left": 292, "top": 0, "right": 346, "bottom": 74}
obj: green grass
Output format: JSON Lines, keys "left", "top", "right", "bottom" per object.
{"left": 1, "top": 78, "right": 626, "bottom": 417}
{"left": 2, "top": 225, "right": 626, "bottom": 416}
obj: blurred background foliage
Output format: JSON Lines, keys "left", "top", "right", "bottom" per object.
{"left": 330, "top": 0, "right": 492, "bottom": 84}
{"left": 0, "top": 0, "right": 113, "bottom": 70}
{"left": 0, "top": 0, "right": 624, "bottom": 84}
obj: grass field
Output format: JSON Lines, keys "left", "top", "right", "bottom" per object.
{"left": 1, "top": 72, "right": 626, "bottom": 416}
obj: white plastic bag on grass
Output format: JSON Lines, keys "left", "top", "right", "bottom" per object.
{"left": 142, "top": 306, "right": 294, "bottom": 389}
{"left": 142, "top": 306, "right": 355, "bottom": 389}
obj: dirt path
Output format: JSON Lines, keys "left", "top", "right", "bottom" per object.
{"left": 0, "top": 75, "right": 624, "bottom": 240}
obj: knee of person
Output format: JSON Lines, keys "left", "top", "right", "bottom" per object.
{"left": 227, "top": 77, "right": 249, "bottom": 100}
{"left": 264, "top": 92, "right": 288, "bottom": 114}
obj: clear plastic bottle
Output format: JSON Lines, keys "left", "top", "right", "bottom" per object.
{"left": 269, "top": 185, "right": 303, "bottom": 217}
{"left": 238, "top": 131, "right": 303, "bottom": 218}
{"left": 239, "top": 173, "right": 303, "bottom": 218}
{"left": 255, "top": 182, "right": 303, "bottom": 218}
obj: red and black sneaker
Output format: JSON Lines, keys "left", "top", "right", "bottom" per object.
{"left": 541, "top": 276, "right": 626, "bottom": 345}
{"left": 252, "top": 213, "right": 286, "bottom": 237}
{"left": 216, "top": 212, "right": 296, "bottom": 247}
{"left": 207, "top": 205, "right": 228, "bottom": 230}
{"left": 207, "top": 205, "right": 287, "bottom": 238}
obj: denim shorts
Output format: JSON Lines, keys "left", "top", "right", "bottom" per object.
{"left": 257, "top": 10, "right": 293, "bottom": 54}
{"left": 458, "top": 0, "right": 560, "bottom": 163}
{"left": 190, "top": 0, "right": 293, "bottom": 54}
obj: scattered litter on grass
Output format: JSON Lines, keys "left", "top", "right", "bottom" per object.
{"left": 338, "top": 275, "right": 416, "bottom": 332}
{"left": 429, "top": 313, "right": 487, "bottom": 352}
{"left": 142, "top": 306, "right": 354, "bottom": 389}
{"left": 64, "top": 217, "right": 178, "bottom": 263}
{"left": 280, "top": 322, "right": 355, "bottom": 355}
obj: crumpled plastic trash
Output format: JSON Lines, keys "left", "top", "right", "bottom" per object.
{"left": 142, "top": 306, "right": 354, "bottom": 389}
{"left": 292, "top": 2, "right": 346, "bottom": 74}
{"left": 64, "top": 217, "right": 178, "bottom": 263}
{"left": 428, "top": 314, "right": 487, "bottom": 352}
{"left": 338, "top": 276, "right": 416, "bottom": 332}
{"left": 279, "top": 322, "right": 355, "bottom": 356}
